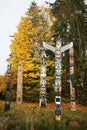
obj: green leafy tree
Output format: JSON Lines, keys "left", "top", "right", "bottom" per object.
{"left": 50, "top": 0, "right": 87, "bottom": 104}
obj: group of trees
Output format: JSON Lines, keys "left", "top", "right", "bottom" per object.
{"left": 8, "top": 2, "right": 55, "bottom": 102}
{"left": 50, "top": 0, "right": 87, "bottom": 104}
{"left": 0, "top": 0, "right": 87, "bottom": 104}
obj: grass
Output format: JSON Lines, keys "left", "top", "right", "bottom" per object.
{"left": 0, "top": 101, "right": 87, "bottom": 130}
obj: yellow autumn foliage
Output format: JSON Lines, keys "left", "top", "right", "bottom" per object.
{"left": 8, "top": 4, "right": 55, "bottom": 101}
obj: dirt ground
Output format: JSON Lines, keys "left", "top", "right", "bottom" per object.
{"left": 0, "top": 100, "right": 87, "bottom": 112}
{"left": 10, "top": 101, "right": 87, "bottom": 112}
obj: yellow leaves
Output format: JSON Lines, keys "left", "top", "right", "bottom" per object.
{"left": 17, "top": 17, "right": 32, "bottom": 31}
{"left": 8, "top": 4, "right": 55, "bottom": 100}
{"left": 23, "top": 73, "right": 27, "bottom": 78}
{"left": 0, "top": 75, "right": 6, "bottom": 92}
{"left": 23, "top": 63, "right": 34, "bottom": 72}
{"left": 47, "top": 60, "right": 54, "bottom": 67}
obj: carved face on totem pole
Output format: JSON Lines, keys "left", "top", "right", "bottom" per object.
{"left": 70, "top": 66, "right": 74, "bottom": 74}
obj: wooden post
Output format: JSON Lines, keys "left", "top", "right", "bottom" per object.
{"left": 16, "top": 60, "right": 23, "bottom": 105}
{"left": 69, "top": 47, "right": 76, "bottom": 110}
{"left": 39, "top": 50, "right": 47, "bottom": 107}
{"left": 43, "top": 40, "right": 75, "bottom": 121}
{"left": 4, "top": 64, "right": 12, "bottom": 111}
{"left": 54, "top": 40, "right": 62, "bottom": 121}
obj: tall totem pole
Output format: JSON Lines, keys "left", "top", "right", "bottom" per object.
{"left": 54, "top": 41, "right": 62, "bottom": 121}
{"left": 4, "top": 64, "right": 12, "bottom": 112}
{"left": 43, "top": 39, "right": 76, "bottom": 121}
{"left": 40, "top": 49, "right": 47, "bottom": 107}
{"left": 16, "top": 60, "right": 23, "bottom": 105}
{"left": 69, "top": 47, "right": 76, "bottom": 110}
{"left": 34, "top": 43, "right": 47, "bottom": 107}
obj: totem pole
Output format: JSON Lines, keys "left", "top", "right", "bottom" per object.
{"left": 69, "top": 47, "right": 76, "bottom": 110}
{"left": 39, "top": 49, "right": 47, "bottom": 107}
{"left": 4, "top": 64, "right": 12, "bottom": 112}
{"left": 43, "top": 39, "right": 75, "bottom": 121}
{"left": 54, "top": 40, "right": 62, "bottom": 121}
{"left": 34, "top": 43, "right": 47, "bottom": 107}
{"left": 16, "top": 60, "right": 23, "bottom": 105}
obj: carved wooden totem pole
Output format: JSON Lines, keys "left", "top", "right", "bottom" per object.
{"left": 4, "top": 64, "right": 12, "bottom": 111}
{"left": 16, "top": 60, "right": 23, "bottom": 105}
{"left": 69, "top": 47, "right": 76, "bottom": 110}
{"left": 43, "top": 39, "right": 76, "bottom": 121}
{"left": 39, "top": 49, "right": 47, "bottom": 107}
{"left": 34, "top": 43, "right": 47, "bottom": 107}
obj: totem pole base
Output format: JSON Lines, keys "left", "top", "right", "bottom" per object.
{"left": 4, "top": 101, "right": 10, "bottom": 112}
{"left": 39, "top": 98, "right": 47, "bottom": 107}
{"left": 71, "top": 101, "right": 76, "bottom": 111}
{"left": 55, "top": 104, "right": 62, "bottom": 121}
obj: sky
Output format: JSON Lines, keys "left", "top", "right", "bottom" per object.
{"left": 0, "top": 0, "right": 87, "bottom": 75}
{"left": 0, "top": 0, "right": 55, "bottom": 75}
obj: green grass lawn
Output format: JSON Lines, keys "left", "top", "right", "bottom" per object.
{"left": 0, "top": 104, "right": 87, "bottom": 130}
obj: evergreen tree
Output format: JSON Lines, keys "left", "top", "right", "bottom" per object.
{"left": 50, "top": 0, "right": 87, "bottom": 104}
